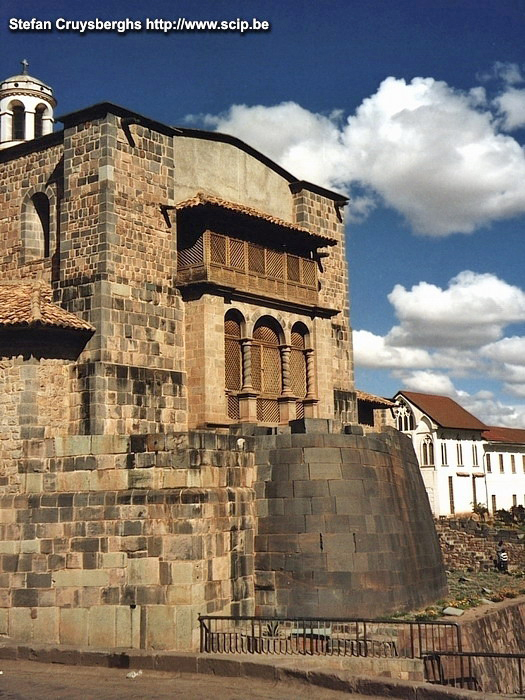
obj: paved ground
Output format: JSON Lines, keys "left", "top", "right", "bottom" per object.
{"left": 0, "top": 659, "right": 391, "bottom": 700}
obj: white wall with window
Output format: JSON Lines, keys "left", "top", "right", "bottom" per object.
{"left": 393, "top": 391, "right": 525, "bottom": 517}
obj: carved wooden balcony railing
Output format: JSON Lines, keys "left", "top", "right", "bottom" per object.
{"left": 177, "top": 231, "right": 319, "bottom": 305}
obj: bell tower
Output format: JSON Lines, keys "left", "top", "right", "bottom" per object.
{"left": 0, "top": 60, "right": 56, "bottom": 150}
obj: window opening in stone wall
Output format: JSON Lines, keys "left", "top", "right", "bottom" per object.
{"left": 487, "top": 454, "right": 492, "bottom": 473}
{"left": 34, "top": 104, "right": 47, "bottom": 138}
{"left": 11, "top": 102, "right": 24, "bottom": 140}
{"left": 499, "top": 454, "right": 504, "bottom": 473}
{"left": 253, "top": 318, "right": 282, "bottom": 423}
{"left": 441, "top": 442, "right": 448, "bottom": 466}
{"left": 22, "top": 192, "right": 51, "bottom": 261}
{"left": 513, "top": 494, "right": 517, "bottom": 507}
{"left": 421, "top": 436, "right": 434, "bottom": 466}
{"left": 511, "top": 454, "right": 516, "bottom": 473}
{"left": 334, "top": 390, "right": 354, "bottom": 424}
{"left": 224, "top": 311, "right": 243, "bottom": 420}
{"left": 291, "top": 323, "right": 309, "bottom": 420}
{"left": 491, "top": 494, "right": 497, "bottom": 513}
{"left": 472, "top": 477, "right": 477, "bottom": 510}
{"left": 472, "top": 444, "right": 478, "bottom": 466}
{"left": 448, "top": 476, "right": 455, "bottom": 515}
{"left": 456, "top": 443, "right": 463, "bottom": 466}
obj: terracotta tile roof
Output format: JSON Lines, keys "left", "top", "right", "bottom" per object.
{"left": 0, "top": 281, "right": 94, "bottom": 332}
{"left": 396, "top": 391, "right": 487, "bottom": 430}
{"left": 482, "top": 426, "right": 525, "bottom": 444}
{"left": 356, "top": 390, "right": 395, "bottom": 407}
{"left": 175, "top": 192, "right": 337, "bottom": 246}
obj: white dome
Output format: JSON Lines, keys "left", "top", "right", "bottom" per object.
{"left": 0, "top": 63, "right": 56, "bottom": 149}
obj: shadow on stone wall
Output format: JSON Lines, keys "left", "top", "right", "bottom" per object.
{"left": 254, "top": 420, "right": 448, "bottom": 618}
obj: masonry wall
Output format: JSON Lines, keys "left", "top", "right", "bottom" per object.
{"left": 173, "top": 136, "right": 293, "bottom": 221}
{"left": 436, "top": 518, "right": 525, "bottom": 571}
{"left": 0, "top": 431, "right": 256, "bottom": 651}
{"left": 254, "top": 423, "right": 447, "bottom": 618}
{"left": 292, "top": 188, "right": 355, "bottom": 421}
{"left": 184, "top": 295, "right": 227, "bottom": 428}
{"left": 0, "top": 140, "right": 62, "bottom": 283}
{"left": 0, "top": 356, "right": 71, "bottom": 493}
{"left": 455, "top": 598, "right": 525, "bottom": 694}
{"left": 56, "top": 115, "right": 187, "bottom": 435}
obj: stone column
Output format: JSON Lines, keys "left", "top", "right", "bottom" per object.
{"left": 280, "top": 345, "right": 293, "bottom": 397}
{"left": 0, "top": 110, "right": 11, "bottom": 144}
{"left": 241, "top": 338, "right": 254, "bottom": 392}
{"left": 25, "top": 110, "right": 35, "bottom": 140}
{"left": 305, "top": 348, "right": 316, "bottom": 399}
{"left": 278, "top": 344, "right": 296, "bottom": 423}
{"left": 42, "top": 115, "right": 54, "bottom": 136}
{"left": 238, "top": 338, "right": 257, "bottom": 422}
{"left": 303, "top": 348, "right": 318, "bottom": 418}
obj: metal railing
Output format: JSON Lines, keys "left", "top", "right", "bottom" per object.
{"left": 198, "top": 615, "right": 462, "bottom": 659}
{"left": 424, "top": 650, "right": 525, "bottom": 695}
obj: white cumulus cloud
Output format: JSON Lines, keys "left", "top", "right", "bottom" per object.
{"left": 353, "top": 330, "right": 432, "bottom": 368}
{"left": 394, "top": 370, "right": 457, "bottom": 396}
{"left": 386, "top": 271, "right": 525, "bottom": 348}
{"left": 194, "top": 74, "right": 525, "bottom": 236}
{"left": 481, "top": 336, "right": 525, "bottom": 364}
{"left": 494, "top": 88, "right": 525, "bottom": 131}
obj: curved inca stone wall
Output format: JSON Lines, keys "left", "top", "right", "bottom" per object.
{"left": 254, "top": 422, "right": 447, "bottom": 617}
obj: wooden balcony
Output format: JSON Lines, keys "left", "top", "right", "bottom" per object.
{"left": 177, "top": 230, "right": 319, "bottom": 306}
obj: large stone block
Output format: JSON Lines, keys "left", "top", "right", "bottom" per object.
{"left": 60, "top": 608, "right": 89, "bottom": 646}
{"left": 145, "top": 605, "right": 176, "bottom": 650}
{"left": 33, "top": 607, "right": 59, "bottom": 644}
{"left": 127, "top": 558, "right": 159, "bottom": 585}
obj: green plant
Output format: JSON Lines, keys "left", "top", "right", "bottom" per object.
{"left": 495, "top": 508, "right": 514, "bottom": 526}
{"left": 510, "top": 505, "right": 525, "bottom": 524}
{"left": 472, "top": 502, "right": 488, "bottom": 520}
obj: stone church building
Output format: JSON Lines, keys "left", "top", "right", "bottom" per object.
{"left": 0, "top": 66, "right": 446, "bottom": 650}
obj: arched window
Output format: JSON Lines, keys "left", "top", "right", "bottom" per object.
{"left": 421, "top": 436, "right": 434, "bottom": 466}
{"left": 290, "top": 323, "right": 308, "bottom": 419}
{"left": 224, "top": 311, "right": 243, "bottom": 420}
{"left": 34, "top": 104, "right": 47, "bottom": 138}
{"left": 253, "top": 317, "right": 282, "bottom": 423}
{"left": 11, "top": 102, "right": 25, "bottom": 141}
{"left": 22, "top": 192, "right": 51, "bottom": 261}
{"left": 396, "top": 402, "right": 414, "bottom": 431}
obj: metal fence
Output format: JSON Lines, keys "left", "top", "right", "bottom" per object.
{"left": 424, "top": 650, "right": 525, "bottom": 695}
{"left": 198, "top": 615, "right": 462, "bottom": 659}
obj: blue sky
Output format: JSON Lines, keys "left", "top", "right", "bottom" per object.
{"left": 2, "top": 0, "right": 525, "bottom": 426}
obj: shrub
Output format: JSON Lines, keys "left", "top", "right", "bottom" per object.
{"left": 472, "top": 502, "right": 488, "bottom": 520}
{"left": 510, "top": 505, "right": 525, "bottom": 524}
{"left": 495, "top": 508, "right": 514, "bottom": 526}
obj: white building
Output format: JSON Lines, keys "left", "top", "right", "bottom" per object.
{"left": 0, "top": 60, "right": 55, "bottom": 150}
{"left": 393, "top": 391, "right": 525, "bottom": 517}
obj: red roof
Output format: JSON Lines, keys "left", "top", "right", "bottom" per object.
{"left": 175, "top": 191, "right": 337, "bottom": 246}
{"left": 0, "top": 281, "right": 94, "bottom": 332}
{"left": 356, "top": 390, "right": 395, "bottom": 407}
{"left": 396, "top": 391, "right": 487, "bottom": 430}
{"left": 482, "top": 426, "right": 525, "bottom": 444}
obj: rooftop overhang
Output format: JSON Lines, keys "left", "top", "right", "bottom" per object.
{"left": 169, "top": 192, "right": 337, "bottom": 252}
